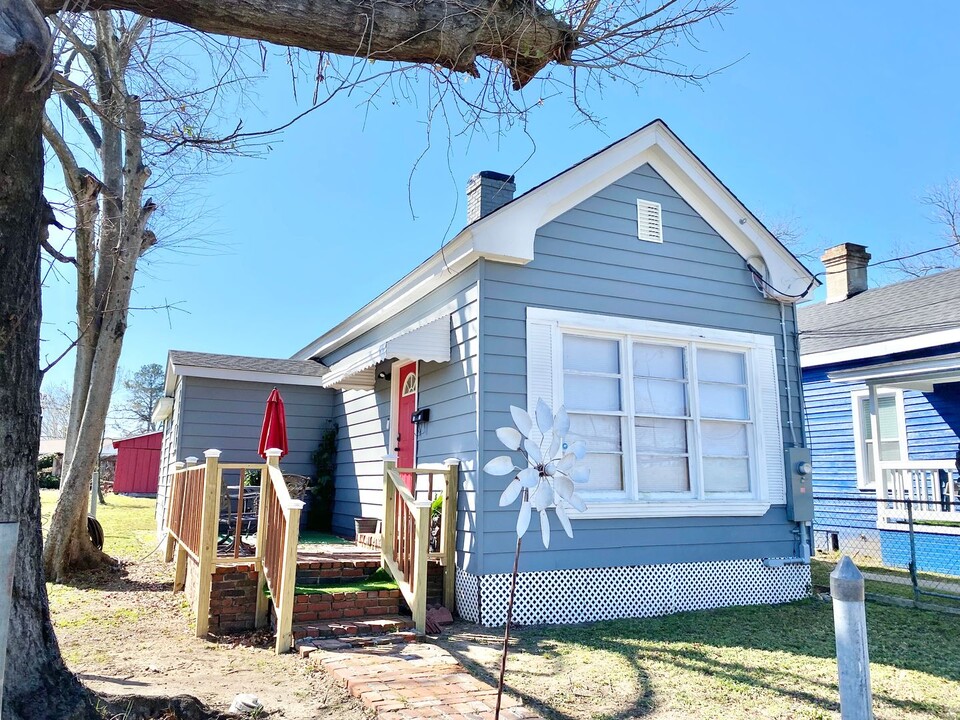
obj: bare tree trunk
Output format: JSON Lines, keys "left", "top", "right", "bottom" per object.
{"left": 43, "top": 15, "right": 156, "bottom": 580}
{"left": 0, "top": 4, "right": 99, "bottom": 717}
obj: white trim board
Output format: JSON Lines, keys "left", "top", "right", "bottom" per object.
{"left": 800, "top": 328, "right": 960, "bottom": 368}
{"left": 293, "top": 120, "right": 815, "bottom": 362}
{"left": 171, "top": 364, "right": 330, "bottom": 388}
{"left": 525, "top": 306, "right": 784, "bottom": 518}
{"left": 850, "top": 388, "right": 907, "bottom": 491}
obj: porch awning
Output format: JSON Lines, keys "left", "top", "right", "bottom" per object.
{"left": 321, "top": 314, "right": 451, "bottom": 390}
{"left": 828, "top": 352, "right": 960, "bottom": 392}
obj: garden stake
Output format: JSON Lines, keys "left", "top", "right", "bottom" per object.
{"left": 495, "top": 533, "right": 523, "bottom": 719}
{"left": 484, "top": 401, "right": 591, "bottom": 720}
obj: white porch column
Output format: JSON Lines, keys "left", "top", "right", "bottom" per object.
{"left": 868, "top": 384, "right": 884, "bottom": 498}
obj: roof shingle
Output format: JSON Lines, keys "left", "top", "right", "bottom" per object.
{"left": 797, "top": 268, "right": 960, "bottom": 355}
{"left": 169, "top": 350, "right": 327, "bottom": 378}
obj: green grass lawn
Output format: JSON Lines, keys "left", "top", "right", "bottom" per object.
{"left": 440, "top": 598, "right": 960, "bottom": 719}
{"left": 40, "top": 488, "right": 158, "bottom": 561}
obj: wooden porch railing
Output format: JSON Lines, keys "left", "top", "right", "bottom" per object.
{"left": 381, "top": 456, "right": 459, "bottom": 635}
{"left": 162, "top": 448, "right": 302, "bottom": 650}
{"left": 257, "top": 449, "right": 304, "bottom": 654}
{"left": 878, "top": 459, "right": 960, "bottom": 532}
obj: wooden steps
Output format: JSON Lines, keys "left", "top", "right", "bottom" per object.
{"left": 292, "top": 615, "right": 415, "bottom": 641}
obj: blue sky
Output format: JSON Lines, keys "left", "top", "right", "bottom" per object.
{"left": 40, "top": 2, "right": 960, "bottom": 390}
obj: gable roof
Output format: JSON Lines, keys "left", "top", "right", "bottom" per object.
{"left": 798, "top": 267, "right": 960, "bottom": 366}
{"left": 164, "top": 350, "right": 328, "bottom": 395}
{"left": 293, "top": 119, "right": 816, "bottom": 362}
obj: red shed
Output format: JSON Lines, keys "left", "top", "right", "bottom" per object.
{"left": 112, "top": 431, "right": 162, "bottom": 495}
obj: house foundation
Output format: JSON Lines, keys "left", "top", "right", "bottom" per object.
{"left": 455, "top": 558, "right": 811, "bottom": 626}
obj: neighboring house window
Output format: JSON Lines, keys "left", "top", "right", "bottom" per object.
{"left": 527, "top": 308, "right": 785, "bottom": 518}
{"left": 851, "top": 389, "right": 906, "bottom": 491}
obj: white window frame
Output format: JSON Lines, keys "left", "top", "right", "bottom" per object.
{"left": 529, "top": 308, "right": 779, "bottom": 519}
{"left": 850, "top": 387, "right": 907, "bottom": 491}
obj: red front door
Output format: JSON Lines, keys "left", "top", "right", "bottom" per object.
{"left": 395, "top": 362, "right": 418, "bottom": 493}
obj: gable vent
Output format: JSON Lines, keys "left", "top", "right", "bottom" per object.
{"left": 636, "top": 199, "right": 663, "bottom": 244}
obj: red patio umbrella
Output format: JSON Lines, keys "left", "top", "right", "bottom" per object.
{"left": 258, "top": 387, "right": 288, "bottom": 458}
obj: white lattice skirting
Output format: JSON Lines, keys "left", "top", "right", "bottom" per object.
{"left": 455, "top": 558, "right": 811, "bottom": 626}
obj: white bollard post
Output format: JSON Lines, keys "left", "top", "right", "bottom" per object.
{"left": 831, "top": 556, "right": 874, "bottom": 720}
{"left": 0, "top": 522, "right": 20, "bottom": 720}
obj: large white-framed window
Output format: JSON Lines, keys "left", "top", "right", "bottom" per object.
{"left": 527, "top": 308, "right": 785, "bottom": 518}
{"left": 851, "top": 388, "right": 907, "bottom": 491}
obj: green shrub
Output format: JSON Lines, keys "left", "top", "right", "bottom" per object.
{"left": 308, "top": 423, "right": 338, "bottom": 532}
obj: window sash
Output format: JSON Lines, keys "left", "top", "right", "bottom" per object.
{"left": 855, "top": 392, "right": 905, "bottom": 491}
{"left": 559, "top": 330, "right": 758, "bottom": 502}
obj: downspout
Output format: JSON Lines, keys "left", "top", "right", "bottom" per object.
{"left": 779, "top": 301, "right": 799, "bottom": 448}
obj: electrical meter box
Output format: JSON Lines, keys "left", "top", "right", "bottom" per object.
{"left": 784, "top": 447, "right": 814, "bottom": 522}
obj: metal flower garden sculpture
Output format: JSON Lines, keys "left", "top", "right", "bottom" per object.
{"left": 483, "top": 399, "right": 590, "bottom": 718}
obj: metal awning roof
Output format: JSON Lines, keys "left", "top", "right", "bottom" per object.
{"left": 322, "top": 314, "right": 451, "bottom": 390}
{"left": 827, "top": 352, "right": 960, "bottom": 392}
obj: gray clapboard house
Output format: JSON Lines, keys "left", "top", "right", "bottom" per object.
{"left": 155, "top": 120, "right": 818, "bottom": 625}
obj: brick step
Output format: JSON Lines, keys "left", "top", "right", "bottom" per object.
{"left": 298, "top": 630, "right": 418, "bottom": 655}
{"left": 295, "top": 556, "right": 381, "bottom": 585}
{"left": 292, "top": 587, "right": 405, "bottom": 625}
{"left": 292, "top": 615, "right": 415, "bottom": 640}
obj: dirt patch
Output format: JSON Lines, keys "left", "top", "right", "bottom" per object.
{"left": 49, "top": 555, "right": 369, "bottom": 719}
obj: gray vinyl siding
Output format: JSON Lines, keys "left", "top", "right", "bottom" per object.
{"left": 476, "top": 163, "right": 804, "bottom": 574}
{"left": 322, "top": 266, "right": 480, "bottom": 571}
{"left": 156, "top": 378, "right": 184, "bottom": 534}
{"left": 177, "top": 377, "right": 335, "bottom": 477}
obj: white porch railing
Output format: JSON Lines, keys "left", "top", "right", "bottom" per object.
{"left": 877, "top": 460, "right": 960, "bottom": 533}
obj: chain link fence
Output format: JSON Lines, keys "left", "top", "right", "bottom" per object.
{"left": 812, "top": 494, "right": 960, "bottom": 605}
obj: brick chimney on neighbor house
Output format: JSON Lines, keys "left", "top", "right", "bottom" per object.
{"left": 821, "top": 243, "right": 871, "bottom": 304}
{"left": 466, "top": 171, "right": 516, "bottom": 223}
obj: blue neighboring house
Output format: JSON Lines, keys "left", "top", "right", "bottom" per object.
{"left": 154, "top": 120, "right": 821, "bottom": 625}
{"left": 798, "top": 244, "right": 960, "bottom": 575}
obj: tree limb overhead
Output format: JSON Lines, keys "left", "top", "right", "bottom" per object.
{"left": 39, "top": 0, "right": 578, "bottom": 88}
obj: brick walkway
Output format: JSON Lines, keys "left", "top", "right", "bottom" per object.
{"left": 312, "top": 642, "right": 541, "bottom": 720}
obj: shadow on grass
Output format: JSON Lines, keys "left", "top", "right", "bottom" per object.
{"left": 439, "top": 631, "right": 655, "bottom": 720}
{"left": 440, "top": 598, "right": 960, "bottom": 719}
{"left": 54, "top": 562, "right": 172, "bottom": 594}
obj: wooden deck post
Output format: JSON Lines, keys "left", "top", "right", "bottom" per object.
{"left": 254, "top": 454, "right": 275, "bottom": 629}
{"left": 194, "top": 449, "right": 221, "bottom": 638}
{"left": 382, "top": 455, "right": 398, "bottom": 570}
{"left": 442, "top": 459, "right": 460, "bottom": 613}
{"left": 411, "top": 502, "right": 430, "bottom": 635}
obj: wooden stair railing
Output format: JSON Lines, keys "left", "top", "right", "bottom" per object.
{"left": 257, "top": 449, "right": 304, "bottom": 654}
{"left": 162, "top": 448, "right": 302, "bottom": 651}
{"left": 381, "top": 456, "right": 459, "bottom": 635}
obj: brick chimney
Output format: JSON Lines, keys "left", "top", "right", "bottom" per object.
{"left": 821, "top": 243, "right": 871, "bottom": 304}
{"left": 466, "top": 171, "right": 515, "bottom": 223}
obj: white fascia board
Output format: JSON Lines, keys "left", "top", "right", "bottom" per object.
{"left": 171, "top": 363, "right": 330, "bottom": 388}
{"left": 800, "top": 328, "right": 960, "bottom": 368}
{"left": 295, "top": 120, "right": 815, "bottom": 362}
{"left": 827, "top": 352, "right": 960, "bottom": 385}
{"left": 162, "top": 354, "right": 178, "bottom": 396}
